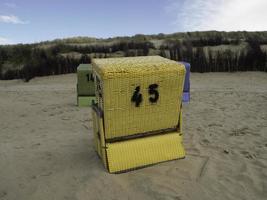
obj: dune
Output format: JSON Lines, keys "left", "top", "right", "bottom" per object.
{"left": 0, "top": 72, "right": 266, "bottom": 200}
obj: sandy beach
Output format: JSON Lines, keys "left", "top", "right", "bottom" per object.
{"left": 0, "top": 72, "right": 266, "bottom": 200}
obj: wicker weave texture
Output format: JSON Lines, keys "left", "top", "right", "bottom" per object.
{"left": 92, "top": 103, "right": 184, "bottom": 173}
{"left": 106, "top": 132, "right": 185, "bottom": 173}
{"left": 77, "top": 64, "right": 95, "bottom": 96}
{"left": 92, "top": 56, "right": 185, "bottom": 139}
{"left": 93, "top": 56, "right": 184, "bottom": 79}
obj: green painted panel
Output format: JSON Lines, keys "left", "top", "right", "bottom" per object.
{"left": 77, "top": 96, "right": 96, "bottom": 107}
{"left": 77, "top": 64, "right": 95, "bottom": 96}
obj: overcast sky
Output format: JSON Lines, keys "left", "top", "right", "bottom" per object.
{"left": 0, "top": 0, "right": 267, "bottom": 44}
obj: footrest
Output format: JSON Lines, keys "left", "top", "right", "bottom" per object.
{"left": 77, "top": 96, "right": 96, "bottom": 107}
{"left": 106, "top": 132, "right": 185, "bottom": 173}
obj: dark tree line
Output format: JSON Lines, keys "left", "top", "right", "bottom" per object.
{"left": 160, "top": 39, "right": 267, "bottom": 72}
{"left": 0, "top": 41, "right": 153, "bottom": 81}
{"left": 0, "top": 48, "right": 91, "bottom": 81}
{"left": 1, "top": 31, "right": 267, "bottom": 81}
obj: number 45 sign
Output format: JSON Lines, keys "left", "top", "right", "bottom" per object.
{"left": 131, "top": 84, "right": 159, "bottom": 107}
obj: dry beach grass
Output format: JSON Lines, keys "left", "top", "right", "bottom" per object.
{"left": 0, "top": 72, "right": 267, "bottom": 200}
